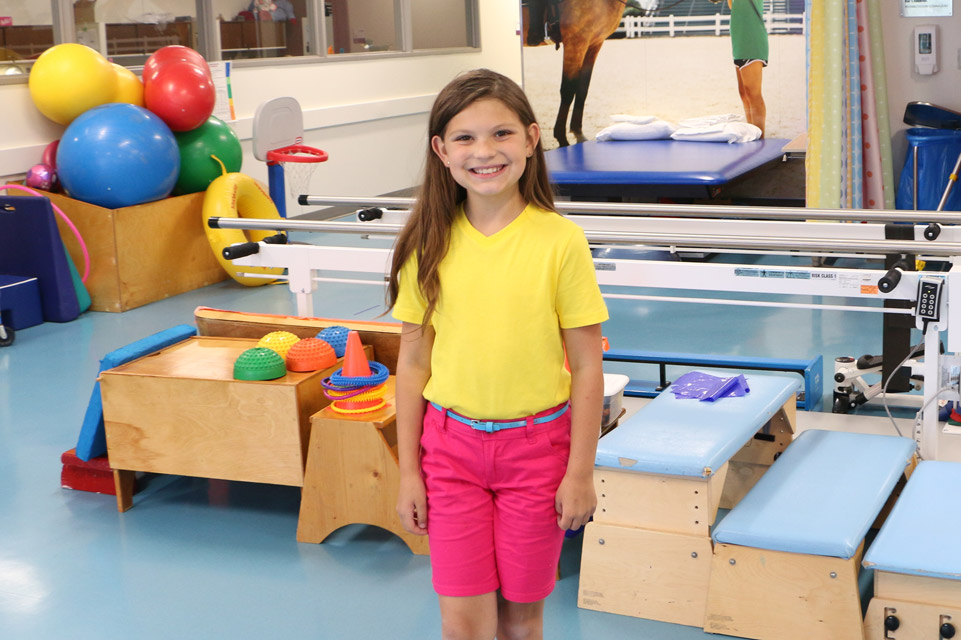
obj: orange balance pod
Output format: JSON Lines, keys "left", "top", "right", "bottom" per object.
{"left": 285, "top": 337, "right": 336, "bottom": 372}
{"left": 258, "top": 331, "right": 300, "bottom": 359}
{"left": 342, "top": 330, "right": 371, "bottom": 377}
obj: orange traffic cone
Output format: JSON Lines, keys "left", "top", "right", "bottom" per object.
{"left": 342, "top": 330, "right": 372, "bottom": 377}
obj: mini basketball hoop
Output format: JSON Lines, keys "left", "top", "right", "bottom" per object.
{"left": 266, "top": 144, "right": 328, "bottom": 206}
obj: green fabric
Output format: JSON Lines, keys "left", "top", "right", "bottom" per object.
{"left": 730, "top": 0, "right": 768, "bottom": 62}
{"left": 866, "top": 0, "right": 896, "bottom": 209}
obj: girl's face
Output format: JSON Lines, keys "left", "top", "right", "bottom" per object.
{"left": 431, "top": 98, "right": 539, "bottom": 209}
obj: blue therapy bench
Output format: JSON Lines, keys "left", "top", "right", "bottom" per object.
{"left": 861, "top": 460, "right": 961, "bottom": 639}
{"left": 704, "top": 429, "right": 917, "bottom": 640}
{"left": 579, "top": 373, "right": 801, "bottom": 627}
{"left": 603, "top": 348, "right": 823, "bottom": 411}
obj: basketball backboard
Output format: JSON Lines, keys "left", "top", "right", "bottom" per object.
{"left": 252, "top": 97, "right": 304, "bottom": 161}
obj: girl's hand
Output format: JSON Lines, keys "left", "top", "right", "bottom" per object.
{"left": 554, "top": 472, "right": 596, "bottom": 531}
{"left": 397, "top": 473, "right": 429, "bottom": 535}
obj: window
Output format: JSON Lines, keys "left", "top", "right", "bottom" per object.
{"left": 77, "top": 1, "right": 198, "bottom": 67}
{"left": 326, "top": 0, "right": 397, "bottom": 54}
{"left": 214, "top": 0, "right": 310, "bottom": 60}
{"left": 0, "top": 2, "right": 53, "bottom": 75}
{"left": 0, "top": 0, "right": 477, "bottom": 79}
{"left": 412, "top": 0, "right": 474, "bottom": 50}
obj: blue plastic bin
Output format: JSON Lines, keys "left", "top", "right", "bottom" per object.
{"left": 896, "top": 128, "right": 961, "bottom": 212}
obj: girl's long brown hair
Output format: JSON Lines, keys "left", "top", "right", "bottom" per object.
{"left": 386, "top": 69, "right": 556, "bottom": 327}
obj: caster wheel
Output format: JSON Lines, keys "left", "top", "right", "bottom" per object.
{"left": 0, "top": 327, "right": 14, "bottom": 347}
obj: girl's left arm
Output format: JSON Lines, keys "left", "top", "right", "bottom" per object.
{"left": 555, "top": 322, "right": 604, "bottom": 530}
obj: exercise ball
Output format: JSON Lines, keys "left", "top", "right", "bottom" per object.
{"left": 29, "top": 43, "right": 117, "bottom": 125}
{"left": 143, "top": 45, "right": 209, "bottom": 84}
{"left": 111, "top": 63, "right": 144, "bottom": 106}
{"left": 57, "top": 103, "right": 180, "bottom": 209}
{"left": 144, "top": 62, "right": 216, "bottom": 132}
{"left": 41, "top": 139, "right": 59, "bottom": 167}
{"left": 174, "top": 116, "right": 242, "bottom": 195}
{"left": 25, "top": 163, "right": 58, "bottom": 192}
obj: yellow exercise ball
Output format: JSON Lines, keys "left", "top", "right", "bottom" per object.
{"left": 111, "top": 63, "right": 144, "bottom": 107}
{"left": 28, "top": 43, "right": 117, "bottom": 125}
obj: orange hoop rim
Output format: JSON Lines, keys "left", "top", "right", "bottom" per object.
{"left": 266, "top": 145, "right": 328, "bottom": 163}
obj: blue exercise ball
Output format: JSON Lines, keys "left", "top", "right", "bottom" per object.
{"left": 57, "top": 103, "right": 180, "bottom": 209}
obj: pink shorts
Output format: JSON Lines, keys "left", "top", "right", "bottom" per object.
{"left": 420, "top": 401, "right": 571, "bottom": 603}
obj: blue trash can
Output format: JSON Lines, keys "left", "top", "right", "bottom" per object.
{"left": 896, "top": 128, "right": 961, "bottom": 211}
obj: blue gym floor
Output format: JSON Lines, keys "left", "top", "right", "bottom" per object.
{"left": 0, "top": 232, "right": 913, "bottom": 639}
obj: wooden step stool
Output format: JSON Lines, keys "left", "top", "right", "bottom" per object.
{"left": 297, "top": 376, "right": 429, "bottom": 555}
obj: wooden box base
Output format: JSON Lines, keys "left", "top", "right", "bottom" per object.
{"left": 705, "top": 543, "right": 864, "bottom": 640}
{"left": 100, "top": 336, "right": 361, "bottom": 510}
{"left": 51, "top": 191, "right": 227, "bottom": 312}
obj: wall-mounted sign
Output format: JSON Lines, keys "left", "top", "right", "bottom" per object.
{"left": 901, "top": 0, "right": 953, "bottom": 18}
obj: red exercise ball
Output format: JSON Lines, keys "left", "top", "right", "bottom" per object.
{"left": 144, "top": 62, "right": 216, "bottom": 132}
{"left": 143, "top": 45, "right": 209, "bottom": 83}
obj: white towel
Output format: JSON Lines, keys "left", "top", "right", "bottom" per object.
{"left": 670, "top": 122, "right": 762, "bottom": 144}
{"left": 596, "top": 120, "right": 678, "bottom": 141}
{"left": 678, "top": 113, "right": 745, "bottom": 128}
{"left": 610, "top": 114, "right": 657, "bottom": 125}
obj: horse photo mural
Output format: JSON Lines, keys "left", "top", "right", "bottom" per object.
{"left": 522, "top": 0, "right": 806, "bottom": 150}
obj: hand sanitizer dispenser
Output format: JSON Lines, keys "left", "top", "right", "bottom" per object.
{"left": 914, "top": 25, "right": 938, "bottom": 75}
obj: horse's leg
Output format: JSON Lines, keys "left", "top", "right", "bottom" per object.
{"left": 554, "top": 40, "right": 587, "bottom": 147}
{"left": 569, "top": 41, "right": 604, "bottom": 143}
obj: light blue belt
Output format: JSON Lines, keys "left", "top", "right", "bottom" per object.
{"left": 429, "top": 402, "right": 570, "bottom": 434}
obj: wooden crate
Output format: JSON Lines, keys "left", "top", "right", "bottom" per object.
{"left": 100, "top": 336, "right": 368, "bottom": 511}
{"left": 50, "top": 191, "right": 228, "bottom": 312}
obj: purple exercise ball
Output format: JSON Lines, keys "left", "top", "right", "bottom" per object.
{"left": 25, "top": 163, "right": 58, "bottom": 191}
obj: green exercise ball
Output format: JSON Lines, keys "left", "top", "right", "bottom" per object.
{"left": 173, "top": 116, "right": 242, "bottom": 195}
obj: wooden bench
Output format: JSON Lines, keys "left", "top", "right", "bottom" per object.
{"left": 705, "top": 429, "right": 917, "bottom": 640}
{"left": 862, "top": 460, "right": 961, "bottom": 640}
{"left": 578, "top": 372, "right": 800, "bottom": 626}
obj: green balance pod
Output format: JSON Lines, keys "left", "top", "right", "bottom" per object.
{"left": 233, "top": 347, "right": 287, "bottom": 381}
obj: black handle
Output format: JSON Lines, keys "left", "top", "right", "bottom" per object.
{"left": 878, "top": 263, "right": 906, "bottom": 294}
{"left": 358, "top": 207, "right": 384, "bottom": 221}
{"left": 262, "top": 233, "right": 288, "bottom": 245}
{"left": 222, "top": 242, "right": 260, "bottom": 260}
{"left": 925, "top": 222, "right": 941, "bottom": 241}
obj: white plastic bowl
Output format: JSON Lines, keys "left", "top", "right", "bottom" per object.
{"left": 602, "top": 373, "right": 630, "bottom": 428}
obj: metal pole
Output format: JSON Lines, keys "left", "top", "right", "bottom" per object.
{"left": 208, "top": 217, "right": 961, "bottom": 256}
{"left": 914, "top": 145, "right": 919, "bottom": 211}
{"left": 298, "top": 195, "right": 961, "bottom": 223}
{"left": 936, "top": 150, "right": 961, "bottom": 212}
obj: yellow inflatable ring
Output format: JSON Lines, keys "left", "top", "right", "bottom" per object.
{"left": 202, "top": 172, "right": 284, "bottom": 286}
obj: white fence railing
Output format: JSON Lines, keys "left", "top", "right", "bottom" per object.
{"left": 617, "top": 12, "right": 806, "bottom": 38}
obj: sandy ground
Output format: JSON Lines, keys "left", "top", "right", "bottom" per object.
{"left": 523, "top": 34, "right": 806, "bottom": 149}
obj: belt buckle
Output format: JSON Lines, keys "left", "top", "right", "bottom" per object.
{"left": 470, "top": 419, "right": 497, "bottom": 433}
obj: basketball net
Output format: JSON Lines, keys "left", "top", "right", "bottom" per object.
{"left": 266, "top": 145, "right": 328, "bottom": 204}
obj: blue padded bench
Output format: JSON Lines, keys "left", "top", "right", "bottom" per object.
{"left": 578, "top": 372, "right": 801, "bottom": 627}
{"left": 603, "top": 349, "right": 823, "bottom": 411}
{"left": 861, "top": 461, "right": 961, "bottom": 639}
{"left": 704, "top": 429, "right": 917, "bottom": 640}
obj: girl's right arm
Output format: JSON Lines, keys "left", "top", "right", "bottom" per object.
{"left": 395, "top": 321, "right": 435, "bottom": 536}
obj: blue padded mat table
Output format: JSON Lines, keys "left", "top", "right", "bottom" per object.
{"left": 545, "top": 138, "right": 789, "bottom": 199}
{"left": 595, "top": 372, "right": 799, "bottom": 477}
{"left": 863, "top": 460, "right": 961, "bottom": 580}
{"left": 712, "top": 429, "right": 916, "bottom": 559}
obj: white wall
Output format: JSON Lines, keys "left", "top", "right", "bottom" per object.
{"left": 879, "top": 3, "right": 961, "bottom": 178}
{"left": 0, "top": 1, "right": 523, "bottom": 216}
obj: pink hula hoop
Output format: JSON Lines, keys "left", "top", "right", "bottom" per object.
{"left": 1, "top": 184, "right": 89, "bottom": 283}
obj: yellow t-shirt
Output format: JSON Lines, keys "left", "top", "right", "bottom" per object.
{"left": 392, "top": 204, "right": 609, "bottom": 419}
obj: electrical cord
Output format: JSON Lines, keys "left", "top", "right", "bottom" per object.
{"left": 880, "top": 325, "right": 928, "bottom": 439}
